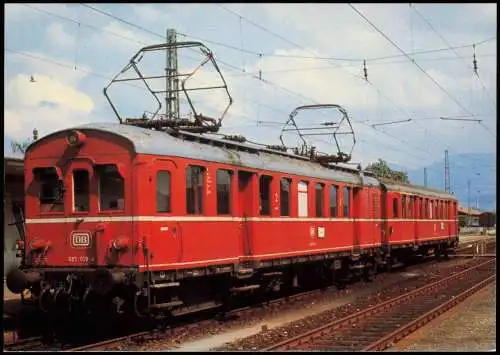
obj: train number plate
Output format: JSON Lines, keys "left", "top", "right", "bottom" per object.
{"left": 70, "top": 231, "right": 92, "bottom": 248}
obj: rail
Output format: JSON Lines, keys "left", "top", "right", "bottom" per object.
{"left": 264, "top": 257, "right": 495, "bottom": 351}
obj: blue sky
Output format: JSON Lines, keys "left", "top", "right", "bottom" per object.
{"left": 4, "top": 3, "right": 497, "bottom": 180}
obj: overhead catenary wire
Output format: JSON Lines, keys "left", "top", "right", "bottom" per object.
{"left": 21, "top": 4, "right": 151, "bottom": 46}
{"left": 15, "top": 3, "right": 490, "bottom": 179}
{"left": 348, "top": 3, "right": 495, "bottom": 139}
{"left": 214, "top": 5, "right": 495, "bottom": 168}
{"left": 409, "top": 4, "right": 497, "bottom": 113}
{"left": 217, "top": 4, "right": 494, "bottom": 168}
{"left": 23, "top": 3, "right": 496, "bottom": 67}
{"left": 212, "top": 4, "right": 451, "bottom": 160}
{"left": 78, "top": 2, "right": 485, "bottom": 175}
{"left": 79, "top": 3, "right": 164, "bottom": 40}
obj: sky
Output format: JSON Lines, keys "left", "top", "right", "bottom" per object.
{"left": 4, "top": 3, "right": 497, "bottom": 180}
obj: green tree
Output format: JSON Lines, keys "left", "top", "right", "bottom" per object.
{"left": 10, "top": 129, "right": 38, "bottom": 155}
{"left": 365, "top": 158, "right": 409, "bottom": 184}
{"left": 10, "top": 139, "right": 32, "bottom": 155}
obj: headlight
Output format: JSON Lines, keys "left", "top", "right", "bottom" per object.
{"left": 66, "top": 130, "right": 86, "bottom": 147}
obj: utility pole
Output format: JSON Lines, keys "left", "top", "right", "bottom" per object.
{"left": 444, "top": 149, "right": 450, "bottom": 193}
{"left": 467, "top": 179, "right": 471, "bottom": 227}
{"left": 424, "top": 168, "right": 427, "bottom": 187}
{"left": 165, "top": 28, "right": 179, "bottom": 121}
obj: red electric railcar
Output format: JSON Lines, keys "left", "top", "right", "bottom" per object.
{"left": 7, "top": 122, "right": 459, "bottom": 316}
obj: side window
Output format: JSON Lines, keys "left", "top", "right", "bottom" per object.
{"left": 315, "top": 183, "right": 324, "bottom": 217}
{"left": 429, "top": 200, "right": 433, "bottom": 219}
{"left": 259, "top": 175, "right": 272, "bottom": 216}
{"left": 280, "top": 178, "right": 291, "bottom": 216}
{"left": 408, "top": 196, "right": 413, "bottom": 218}
{"left": 298, "top": 181, "right": 309, "bottom": 217}
{"left": 420, "top": 197, "right": 424, "bottom": 219}
{"left": 35, "top": 167, "right": 64, "bottom": 213}
{"left": 186, "top": 165, "right": 205, "bottom": 215}
{"left": 73, "top": 169, "right": 89, "bottom": 212}
{"left": 393, "top": 197, "right": 399, "bottom": 218}
{"left": 216, "top": 169, "right": 232, "bottom": 215}
{"left": 402, "top": 195, "right": 406, "bottom": 218}
{"left": 97, "top": 165, "right": 124, "bottom": 211}
{"left": 343, "top": 186, "right": 350, "bottom": 217}
{"left": 156, "top": 171, "right": 171, "bottom": 213}
{"left": 329, "top": 185, "right": 338, "bottom": 217}
{"left": 434, "top": 200, "right": 438, "bottom": 219}
{"left": 444, "top": 201, "right": 448, "bottom": 219}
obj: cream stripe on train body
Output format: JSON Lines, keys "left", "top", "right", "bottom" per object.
{"left": 25, "top": 216, "right": 459, "bottom": 224}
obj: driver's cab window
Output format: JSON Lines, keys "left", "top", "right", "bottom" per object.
{"left": 73, "top": 170, "right": 89, "bottom": 212}
{"left": 96, "top": 165, "right": 124, "bottom": 211}
{"left": 35, "top": 167, "right": 64, "bottom": 213}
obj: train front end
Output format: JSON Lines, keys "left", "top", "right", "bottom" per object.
{"left": 6, "top": 127, "right": 140, "bottom": 314}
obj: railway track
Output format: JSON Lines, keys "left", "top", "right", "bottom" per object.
{"left": 63, "top": 286, "right": 339, "bottom": 352}
{"left": 264, "top": 257, "right": 496, "bottom": 351}
{"left": 5, "top": 239, "right": 495, "bottom": 352}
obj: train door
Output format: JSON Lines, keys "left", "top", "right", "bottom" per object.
{"left": 380, "top": 185, "right": 389, "bottom": 250}
{"left": 413, "top": 196, "right": 419, "bottom": 245}
{"left": 238, "top": 171, "right": 255, "bottom": 257}
{"left": 63, "top": 160, "right": 106, "bottom": 266}
{"left": 353, "top": 187, "right": 362, "bottom": 253}
{"left": 149, "top": 159, "right": 179, "bottom": 265}
{"left": 297, "top": 182, "right": 308, "bottom": 217}
{"left": 370, "top": 190, "right": 381, "bottom": 247}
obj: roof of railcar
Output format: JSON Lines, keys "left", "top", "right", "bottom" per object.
{"left": 381, "top": 181, "right": 458, "bottom": 200}
{"left": 28, "top": 122, "right": 456, "bottom": 200}
{"left": 32, "top": 122, "right": 380, "bottom": 186}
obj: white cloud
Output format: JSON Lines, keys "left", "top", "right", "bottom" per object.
{"left": 132, "top": 4, "right": 165, "bottom": 23}
{"left": 7, "top": 74, "right": 93, "bottom": 112}
{"left": 5, "top": 74, "right": 94, "bottom": 141}
{"left": 46, "top": 22, "right": 75, "bottom": 48}
{"left": 92, "top": 21, "right": 155, "bottom": 54}
{"left": 6, "top": 51, "right": 91, "bottom": 85}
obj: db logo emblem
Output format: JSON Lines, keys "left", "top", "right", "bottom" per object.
{"left": 71, "top": 231, "right": 92, "bottom": 248}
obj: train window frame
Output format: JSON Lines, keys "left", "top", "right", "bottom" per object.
{"left": 216, "top": 169, "right": 232, "bottom": 215}
{"left": 96, "top": 164, "right": 125, "bottom": 212}
{"left": 315, "top": 183, "right": 325, "bottom": 217}
{"left": 420, "top": 197, "right": 425, "bottom": 219}
{"left": 73, "top": 169, "right": 90, "bottom": 213}
{"left": 402, "top": 195, "right": 407, "bottom": 218}
{"left": 259, "top": 175, "right": 273, "bottom": 216}
{"left": 298, "top": 180, "right": 309, "bottom": 217}
{"left": 280, "top": 178, "right": 292, "bottom": 217}
{"left": 156, "top": 171, "right": 172, "bottom": 213}
{"left": 343, "top": 186, "right": 351, "bottom": 217}
{"left": 393, "top": 197, "right": 399, "bottom": 218}
{"left": 329, "top": 185, "right": 338, "bottom": 218}
{"left": 186, "top": 165, "right": 205, "bottom": 215}
{"left": 35, "top": 167, "right": 65, "bottom": 213}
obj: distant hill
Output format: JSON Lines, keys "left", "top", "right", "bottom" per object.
{"left": 389, "top": 153, "right": 496, "bottom": 212}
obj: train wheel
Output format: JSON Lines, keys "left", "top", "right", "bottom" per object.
{"left": 332, "top": 270, "right": 346, "bottom": 290}
{"left": 363, "top": 262, "right": 376, "bottom": 282}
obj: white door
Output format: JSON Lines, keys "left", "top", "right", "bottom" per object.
{"left": 298, "top": 181, "right": 308, "bottom": 217}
